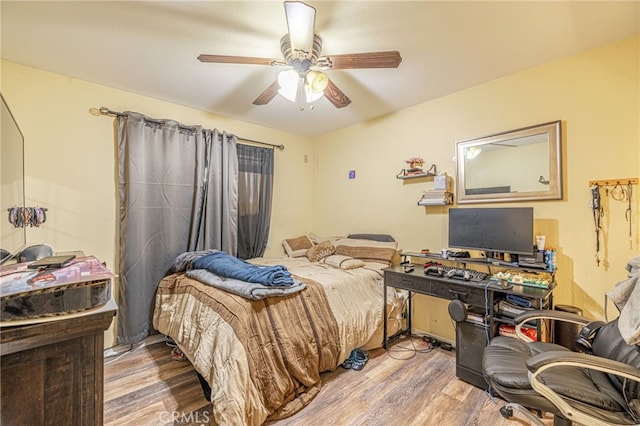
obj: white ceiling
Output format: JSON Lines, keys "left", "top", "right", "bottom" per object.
{"left": 1, "top": 1, "right": 638, "bottom": 136}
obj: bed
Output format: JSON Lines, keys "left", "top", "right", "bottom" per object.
{"left": 152, "top": 235, "right": 405, "bottom": 425}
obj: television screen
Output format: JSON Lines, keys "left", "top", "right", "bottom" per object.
{"left": 448, "top": 207, "right": 534, "bottom": 256}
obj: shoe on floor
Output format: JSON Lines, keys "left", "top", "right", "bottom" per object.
{"left": 352, "top": 348, "right": 368, "bottom": 370}
{"left": 344, "top": 348, "right": 368, "bottom": 371}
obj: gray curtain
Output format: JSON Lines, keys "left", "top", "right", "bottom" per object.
{"left": 190, "top": 129, "right": 239, "bottom": 254}
{"left": 236, "top": 144, "right": 274, "bottom": 259}
{"left": 116, "top": 112, "right": 237, "bottom": 345}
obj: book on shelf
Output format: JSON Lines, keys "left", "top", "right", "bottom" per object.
{"left": 497, "top": 299, "right": 540, "bottom": 327}
{"left": 418, "top": 190, "right": 453, "bottom": 206}
{"left": 497, "top": 299, "right": 532, "bottom": 318}
{"left": 466, "top": 306, "right": 488, "bottom": 325}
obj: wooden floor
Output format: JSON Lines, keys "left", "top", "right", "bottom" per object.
{"left": 104, "top": 336, "right": 553, "bottom": 426}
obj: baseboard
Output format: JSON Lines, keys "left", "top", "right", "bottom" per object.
{"left": 410, "top": 328, "right": 456, "bottom": 348}
{"left": 104, "top": 333, "right": 166, "bottom": 357}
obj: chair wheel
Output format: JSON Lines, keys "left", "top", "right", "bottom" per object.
{"left": 500, "top": 406, "right": 513, "bottom": 419}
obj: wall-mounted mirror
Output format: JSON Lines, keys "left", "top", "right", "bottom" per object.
{"left": 1, "top": 93, "right": 27, "bottom": 264}
{"left": 456, "top": 120, "right": 562, "bottom": 204}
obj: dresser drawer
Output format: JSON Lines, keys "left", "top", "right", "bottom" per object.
{"left": 384, "top": 269, "right": 490, "bottom": 307}
{"left": 429, "top": 280, "right": 487, "bottom": 306}
{"left": 384, "top": 271, "right": 431, "bottom": 293}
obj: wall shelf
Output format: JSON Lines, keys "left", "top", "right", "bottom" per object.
{"left": 396, "top": 163, "right": 437, "bottom": 180}
{"left": 417, "top": 192, "right": 453, "bottom": 206}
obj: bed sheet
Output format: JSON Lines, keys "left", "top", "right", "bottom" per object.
{"left": 153, "top": 257, "right": 405, "bottom": 425}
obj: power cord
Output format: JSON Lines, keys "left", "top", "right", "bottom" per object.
{"left": 483, "top": 281, "right": 492, "bottom": 345}
{"left": 104, "top": 344, "right": 134, "bottom": 365}
{"left": 386, "top": 334, "right": 436, "bottom": 360}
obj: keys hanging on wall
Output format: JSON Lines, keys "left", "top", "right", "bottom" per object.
{"left": 590, "top": 184, "right": 603, "bottom": 266}
{"left": 7, "top": 206, "right": 48, "bottom": 228}
{"left": 588, "top": 178, "right": 638, "bottom": 264}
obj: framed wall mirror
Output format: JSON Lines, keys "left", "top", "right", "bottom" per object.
{"left": 455, "top": 120, "right": 562, "bottom": 204}
{"left": 1, "top": 93, "right": 27, "bottom": 263}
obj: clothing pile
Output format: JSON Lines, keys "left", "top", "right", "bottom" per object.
{"left": 606, "top": 256, "right": 640, "bottom": 345}
{"left": 170, "top": 250, "right": 306, "bottom": 300}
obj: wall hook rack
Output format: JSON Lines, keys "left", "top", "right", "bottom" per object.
{"left": 588, "top": 177, "right": 638, "bottom": 187}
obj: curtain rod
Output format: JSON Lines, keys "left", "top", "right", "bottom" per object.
{"left": 90, "top": 106, "right": 285, "bottom": 151}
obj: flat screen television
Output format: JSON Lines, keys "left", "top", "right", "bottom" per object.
{"left": 448, "top": 207, "right": 534, "bottom": 256}
{"left": 1, "top": 93, "right": 27, "bottom": 264}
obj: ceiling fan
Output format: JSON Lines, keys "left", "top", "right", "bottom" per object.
{"left": 198, "top": 1, "right": 402, "bottom": 108}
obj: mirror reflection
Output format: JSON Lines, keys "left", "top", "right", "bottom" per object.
{"left": 1, "top": 93, "right": 27, "bottom": 263}
{"left": 456, "top": 121, "right": 562, "bottom": 203}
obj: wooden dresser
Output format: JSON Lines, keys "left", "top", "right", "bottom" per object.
{"left": 1, "top": 300, "right": 116, "bottom": 425}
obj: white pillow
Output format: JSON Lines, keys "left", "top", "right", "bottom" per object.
{"left": 321, "top": 255, "right": 365, "bottom": 270}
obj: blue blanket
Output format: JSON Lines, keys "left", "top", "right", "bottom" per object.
{"left": 191, "top": 250, "right": 295, "bottom": 287}
{"left": 186, "top": 269, "right": 305, "bottom": 300}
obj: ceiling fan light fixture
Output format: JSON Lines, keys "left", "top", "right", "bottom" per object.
{"left": 304, "top": 84, "right": 324, "bottom": 103}
{"left": 306, "top": 70, "right": 328, "bottom": 93}
{"left": 277, "top": 69, "right": 300, "bottom": 102}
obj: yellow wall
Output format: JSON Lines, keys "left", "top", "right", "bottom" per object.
{"left": 0, "top": 61, "right": 314, "bottom": 346}
{"left": 1, "top": 35, "right": 638, "bottom": 347}
{"left": 313, "top": 36, "right": 640, "bottom": 343}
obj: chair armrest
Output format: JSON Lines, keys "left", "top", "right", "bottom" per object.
{"left": 511, "top": 310, "right": 593, "bottom": 343}
{"left": 527, "top": 350, "right": 640, "bottom": 382}
{"left": 526, "top": 351, "right": 640, "bottom": 426}
{"left": 513, "top": 309, "right": 592, "bottom": 326}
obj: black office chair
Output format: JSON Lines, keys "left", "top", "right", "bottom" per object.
{"left": 483, "top": 310, "right": 640, "bottom": 426}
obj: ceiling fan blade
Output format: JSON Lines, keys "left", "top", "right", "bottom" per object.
{"left": 284, "top": 1, "right": 316, "bottom": 57}
{"left": 198, "top": 54, "right": 276, "bottom": 66}
{"left": 253, "top": 80, "right": 280, "bottom": 105}
{"left": 323, "top": 51, "right": 402, "bottom": 69}
{"left": 324, "top": 79, "right": 351, "bottom": 108}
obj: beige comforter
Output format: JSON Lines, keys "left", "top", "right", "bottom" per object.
{"left": 153, "top": 257, "right": 404, "bottom": 425}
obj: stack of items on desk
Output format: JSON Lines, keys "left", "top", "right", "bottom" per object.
{"left": 491, "top": 270, "right": 551, "bottom": 288}
{"left": 417, "top": 174, "right": 454, "bottom": 206}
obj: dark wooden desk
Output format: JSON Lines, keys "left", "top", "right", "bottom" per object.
{"left": 383, "top": 265, "right": 554, "bottom": 388}
{"left": 1, "top": 300, "right": 116, "bottom": 425}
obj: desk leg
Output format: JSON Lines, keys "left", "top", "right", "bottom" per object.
{"left": 384, "top": 288, "right": 415, "bottom": 349}
{"left": 407, "top": 291, "right": 412, "bottom": 336}
{"left": 383, "top": 284, "right": 388, "bottom": 349}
